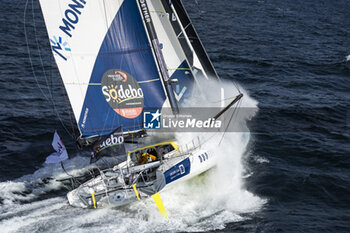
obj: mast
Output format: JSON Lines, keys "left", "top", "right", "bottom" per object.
{"left": 137, "top": 0, "right": 179, "bottom": 114}
{"left": 164, "top": 0, "right": 219, "bottom": 79}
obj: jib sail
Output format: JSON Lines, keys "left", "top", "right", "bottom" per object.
{"left": 145, "top": 0, "right": 220, "bottom": 105}
{"left": 164, "top": 0, "right": 220, "bottom": 79}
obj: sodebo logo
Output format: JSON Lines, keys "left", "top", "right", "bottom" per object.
{"left": 102, "top": 70, "right": 144, "bottom": 119}
{"left": 50, "top": 0, "right": 87, "bottom": 60}
{"left": 94, "top": 134, "right": 124, "bottom": 154}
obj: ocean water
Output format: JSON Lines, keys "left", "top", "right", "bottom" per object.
{"left": 1, "top": 0, "right": 350, "bottom": 232}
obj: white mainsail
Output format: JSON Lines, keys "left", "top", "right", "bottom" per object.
{"left": 39, "top": 0, "right": 169, "bottom": 138}
{"left": 39, "top": 0, "right": 120, "bottom": 124}
{"left": 39, "top": 0, "right": 219, "bottom": 139}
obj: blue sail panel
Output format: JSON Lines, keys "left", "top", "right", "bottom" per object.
{"left": 171, "top": 60, "right": 195, "bottom": 106}
{"left": 78, "top": 0, "right": 166, "bottom": 137}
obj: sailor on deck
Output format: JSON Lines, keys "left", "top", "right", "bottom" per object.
{"left": 139, "top": 150, "right": 156, "bottom": 164}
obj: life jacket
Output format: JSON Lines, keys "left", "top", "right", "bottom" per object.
{"left": 139, "top": 152, "right": 156, "bottom": 164}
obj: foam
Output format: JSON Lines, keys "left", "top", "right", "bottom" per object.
{"left": 0, "top": 81, "right": 266, "bottom": 232}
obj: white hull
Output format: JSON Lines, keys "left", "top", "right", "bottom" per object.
{"left": 67, "top": 146, "right": 217, "bottom": 209}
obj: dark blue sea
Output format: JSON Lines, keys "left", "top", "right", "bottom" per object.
{"left": 1, "top": 0, "right": 350, "bottom": 232}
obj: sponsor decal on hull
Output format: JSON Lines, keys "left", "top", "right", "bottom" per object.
{"left": 164, "top": 158, "right": 191, "bottom": 184}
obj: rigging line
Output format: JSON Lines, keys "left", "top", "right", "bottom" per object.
{"left": 58, "top": 69, "right": 77, "bottom": 140}
{"left": 24, "top": 0, "right": 50, "bottom": 102}
{"left": 218, "top": 98, "right": 243, "bottom": 145}
{"left": 193, "top": 0, "right": 204, "bottom": 19}
{"left": 49, "top": 55, "right": 75, "bottom": 140}
{"left": 232, "top": 80, "right": 242, "bottom": 94}
{"left": 31, "top": 0, "right": 74, "bottom": 140}
{"left": 210, "top": 96, "right": 238, "bottom": 104}
{"left": 176, "top": 22, "right": 192, "bottom": 38}
{"left": 218, "top": 107, "right": 237, "bottom": 146}
{"left": 29, "top": 0, "right": 72, "bottom": 136}
{"left": 31, "top": 0, "right": 52, "bottom": 99}
{"left": 60, "top": 161, "right": 82, "bottom": 186}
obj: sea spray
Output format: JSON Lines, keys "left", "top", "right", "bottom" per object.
{"left": 132, "top": 80, "right": 266, "bottom": 230}
{"left": 0, "top": 80, "right": 265, "bottom": 232}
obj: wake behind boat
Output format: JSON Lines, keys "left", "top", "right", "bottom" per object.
{"left": 39, "top": 0, "right": 243, "bottom": 213}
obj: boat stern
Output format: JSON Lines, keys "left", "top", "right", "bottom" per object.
{"left": 67, "top": 189, "right": 89, "bottom": 208}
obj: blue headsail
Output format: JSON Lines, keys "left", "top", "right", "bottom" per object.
{"left": 78, "top": 0, "right": 166, "bottom": 138}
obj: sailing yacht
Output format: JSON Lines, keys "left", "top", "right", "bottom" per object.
{"left": 39, "top": 0, "right": 242, "bottom": 212}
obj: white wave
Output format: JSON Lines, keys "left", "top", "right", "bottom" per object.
{"left": 0, "top": 153, "right": 90, "bottom": 207}
{"left": 0, "top": 81, "right": 266, "bottom": 232}
{"left": 253, "top": 155, "right": 270, "bottom": 164}
{"left": 0, "top": 181, "right": 35, "bottom": 206}
{"left": 346, "top": 55, "right": 350, "bottom": 61}
{"left": 0, "top": 197, "right": 65, "bottom": 233}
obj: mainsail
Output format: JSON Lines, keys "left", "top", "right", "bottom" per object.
{"left": 39, "top": 0, "right": 218, "bottom": 140}
{"left": 40, "top": 0, "right": 168, "bottom": 139}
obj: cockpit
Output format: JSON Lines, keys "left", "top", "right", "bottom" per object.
{"left": 128, "top": 142, "right": 179, "bottom": 166}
